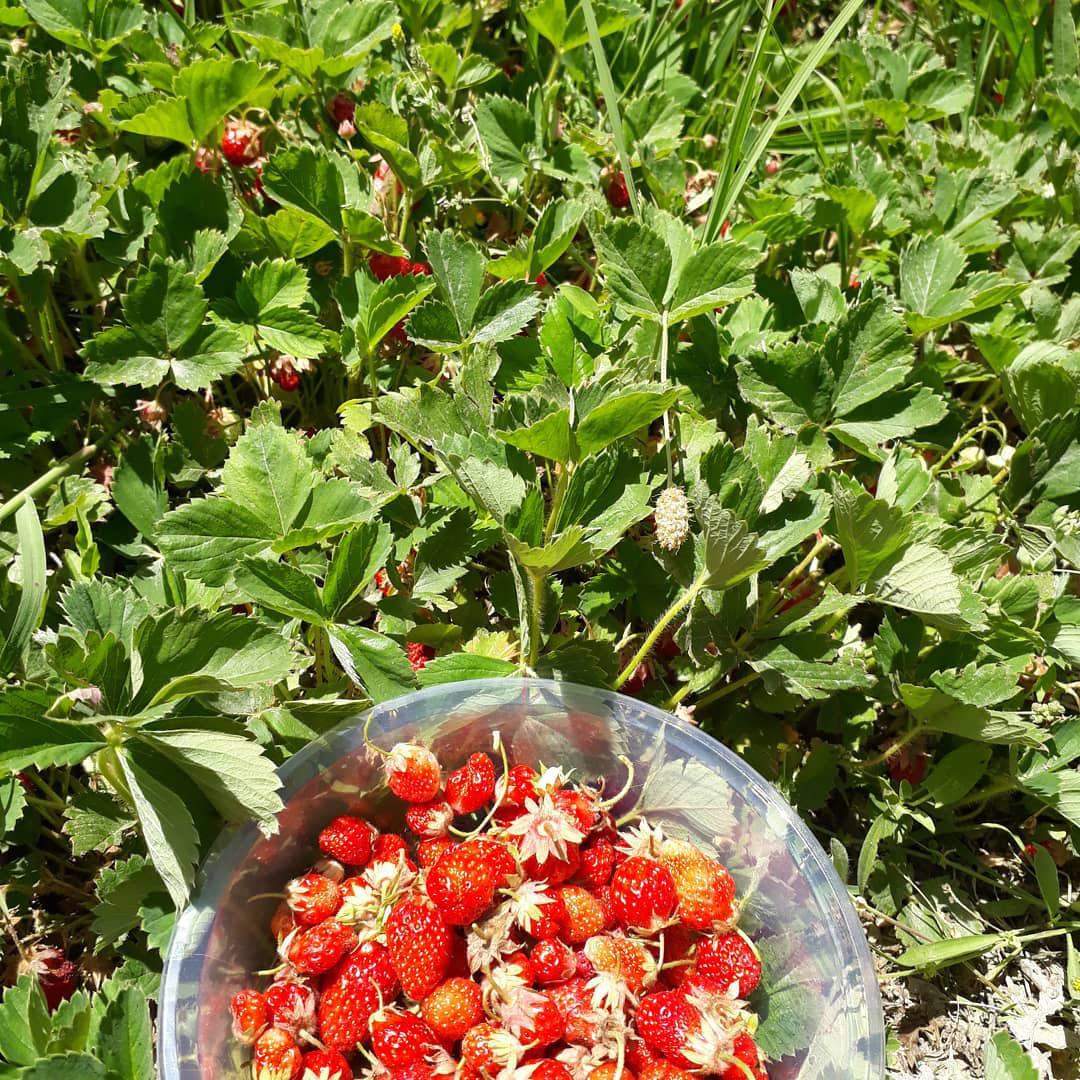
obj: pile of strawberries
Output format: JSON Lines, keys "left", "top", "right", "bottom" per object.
{"left": 230, "top": 740, "right": 766, "bottom": 1080}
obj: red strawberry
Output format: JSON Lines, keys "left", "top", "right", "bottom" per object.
{"left": 406, "top": 799, "right": 454, "bottom": 838}
{"left": 605, "top": 170, "right": 630, "bottom": 209}
{"left": 418, "top": 836, "right": 457, "bottom": 868}
{"left": 554, "top": 886, "right": 605, "bottom": 944}
{"left": 370, "top": 253, "right": 414, "bottom": 281}
{"left": 657, "top": 924, "right": 695, "bottom": 987}
{"left": 446, "top": 752, "right": 496, "bottom": 815}
{"left": 252, "top": 1026, "right": 303, "bottom": 1079}
{"left": 471, "top": 837, "right": 518, "bottom": 885}
{"left": 230, "top": 988, "right": 268, "bottom": 1044}
{"left": 328, "top": 93, "right": 355, "bottom": 123}
{"left": 638, "top": 1062, "right": 694, "bottom": 1080}
{"left": 887, "top": 745, "right": 929, "bottom": 786}
{"left": 720, "top": 1032, "right": 766, "bottom": 1080}
{"left": 584, "top": 934, "right": 657, "bottom": 997}
{"left": 426, "top": 838, "right": 498, "bottom": 924}
{"left": 848, "top": 269, "right": 861, "bottom": 290}
{"left": 694, "top": 931, "right": 761, "bottom": 998}
{"left": 592, "top": 884, "right": 618, "bottom": 929}
{"left": 301, "top": 1048, "right": 353, "bottom": 1080}
{"left": 461, "top": 1022, "right": 525, "bottom": 1074}
{"left": 407, "top": 642, "right": 435, "bottom": 671}
{"left": 375, "top": 569, "right": 394, "bottom": 596}
{"left": 264, "top": 980, "right": 317, "bottom": 1034}
{"left": 544, "top": 978, "right": 600, "bottom": 1045}
{"left": 287, "top": 872, "right": 343, "bottom": 926}
{"left": 371, "top": 1006, "right": 438, "bottom": 1067}
{"left": 532, "top": 1062, "right": 575, "bottom": 1080}
{"left": 318, "top": 941, "right": 398, "bottom": 1051}
{"left": 271, "top": 901, "right": 298, "bottom": 942}
{"left": 529, "top": 938, "right": 576, "bottom": 984}
{"left": 421, "top": 977, "right": 484, "bottom": 1039}
{"left": 319, "top": 816, "right": 377, "bottom": 866}
{"left": 611, "top": 857, "right": 677, "bottom": 932}
{"left": 500, "top": 764, "right": 539, "bottom": 807}
{"left": 658, "top": 839, "right": 735, "bottom": 930}
{"left": 588, "top": 1065, "right": 635, "bottom": 1080}
{"left": 385, "top": 743, "right": 442, "bottom": 802}
{"left": 552, "top": 788, "right": 597, "bottom": 834}
{"left": 21, "top": 947, "right": 77, "bottom": 1012}
{"left": 578, "top": 837, "right": 616, "bottom": 888}
{"left": 385, "top": 895, "right": 454, "bottom": 1000}
{"left": 498, "top": 988, "right": 564, "bottom": 1047}
{"left": 373, "top": 832, "right": 415, "bottom": 868}
{"left": 221, "top": 119, "right": 262, "bottom": 166}
{"left": 287, "top": 920, "right": 358, "bottom": 975}
{"left": 634, "top": 990, "right": 699, "bottom": 1069}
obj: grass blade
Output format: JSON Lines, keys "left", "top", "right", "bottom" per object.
{"left": 0, "top": 500, "right": 46, "bottom": 679}
{"left": 580, "top": 0, "right": 641, "bottom": 216}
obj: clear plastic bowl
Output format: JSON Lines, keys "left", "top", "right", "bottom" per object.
{"left": 160, "top": 678, "right": 884, "bottom": 1079}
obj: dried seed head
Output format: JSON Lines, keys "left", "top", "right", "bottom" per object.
{"left": 654, "top": 487, "right": 690, "bottom": 552}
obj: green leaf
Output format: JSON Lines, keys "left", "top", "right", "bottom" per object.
{"left": 575, "top": 388, "right": 680, "bottom": 459}
{"left": 234, "top": 558, "right": 326, "bottom": 623}
{"left": 172, "top": 58, "right": 272, "bottom": 142}
{"left": 261, "top": 145, "right": 346, "bottom": 231}
{"left": 425, "top": 230, "right": 486, "bottom": 336}
{"left": 156, "top": 497, "right": 274, "bottom": 587}
{"left": 120, "top": 746, "right": 199, "bottom": 908}
{"left": 354, "top": 101, "right": 421, "bottom": 190}
{"left": 92, "top": 856, "right": 161, "bottom": 949}
{"left": 1054, "top": 0, "right": 1079, "bottom": 78}
{"left": 338, "top": 270, "right": 436, "bottom": 363}
{"left": 1032, "top": 843, "right": 1060, "bottom": 918}
{"left": 695, "top": 503, "right": 769, "bottom": 590}
{"left": 527, "top": 198, "right": 586, "bottom": 279}
{"left": 17, "top": 1053, "right": 106, "bottom": 1079}
{"left": 895, "top": 932, "right": 1004, "bottom": 970}
{"left": 0, "top": 775, "right": 27, "bottom": 841}
{"left": 329, "top": 625, "right": 415, "bottom": 703}
{"left": 236, "top": 258, "right": 311, "bottom": 316}
{"left": 900, "top": 685, "right": 1041, "bottom": 746}
{"left": 827, "top": 298, "right": 914, "bottom": 417}
{"left": 110, "top": 436, "right": 166, "bottom": 541}
{"left": 476, "top": 96, "right": 534, "bottom": 185}
{"left": 323, "top": 521, "right": 393, "bottom": 614}
{"left": 0, "top": 714, "right": 106, "bottom": 774}
{"left": 222, "top": 405, "right": 317, "bottom": 536}
{"left": 668, "top": 241, "right": 761, "bottom": 321}
{"left": 985, "top": 1032, "right": 1040, "bottom": 1080}
{"left": 273, "top": 479, "right": 374, "bottom": 552}
{"left": 471, "top": 281, "right": 543, "bottom": 345}
{"left": 64, "top": 791, "right": 133, "bottom": 856}
{"left": 872, "top": 543, "right": 966, "bottom": 626}
{"left": 416, "top": 653, "right": 518, "bottom": 686}
{"left": 143, "top": 728, "right": 283, "bottom": 828}
{"left": 900, "top": 234, "right": 967, "bottom": 318}
{"left": 830, "top": 475, "right": 910, "bottom": 586}
{"left": 0, "top": 975, "right": 50, "bottom": 1066}
{"left": 122, "top": 258, "right": 206, "bottom": 355}
{"left": 0, "top": 498, "right": 45, "bottom": 678}
{"left": 498, "top": 408, "right": 572, "bottom": 464}
{"left": 95, "top": 988, "right": 152, "bottom": 1080}
{"left": 595, "top": 221, "right": 671, "bottom": 319}
{"left": 857, "top": 813, "right": 893, "bottom": 890}
{"left": 1020, "top": 767, "right": 1080, "bottom": 830}
{"left": 922, "top": 744, "right": 992, "bottom": 805}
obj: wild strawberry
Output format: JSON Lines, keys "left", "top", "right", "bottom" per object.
{"left": 371, "top": 1006, "right": 438, "bottom": 1067}
{"left": 194, "top": 145, "right": 221, "bottom": 175}
{"left": 369, "top": 253, "right": 414, "bottom": 281}
{"left": 589, "top": 1065, "right": 635, "bottom": 1080}
{"left": 848, "top": 268, "right": 861, "bottom": 290}
{"left": 658, "top": 839, "right": 735, "bottom": 930}
{"left": 592, "top": 885, "right": 618, "bottom": 930}
{"left": 611, "top": 857, "right": 677, "bottom": 932}
{"left": 500, "top": 764, "right": 539, "bottom": 807}
{"left": 694, "top": 931, "right": 761, "bottom": 998}
{"left": 421, "top": 977, "right": 484, "bottom": 1039}
{"left": 264, "top": 979, "right": 317, "bottom": 1034}
{"left": 20, "top": 947, "right": 77, "bottom": 1012}
{"left": 605, "top": 170, "right": 630, "bottom": 209}
{"left": 408, "top": 642, "right": 435, "bottom": 671}
{"left": 418, "top": 836, "right": 457, "bottom": 868}
{"left": 498, "top": 988, "right": 565, "bottom": 1047}
{"left": 552, "top": 789, "right": 597, "bottom": 834}
{"left": 221, "top": 119, "right": 262, "bottom": 166}
{"left": 887, "top": 745, "right": 928, "bottom": 786}
{"left": 230, "top": 988, "right": 268, "bottom": 1044}
{"left": 328, "top": 92, "right": 355, "bottom": 123}
{"left": 578, "top": 838, "right": 616, "bottom": 889}
{"left": 530, "top": 938, "right": 576, "bottom": 984}
{"left": 301, "top": 1048, "right": 353, "bottom": 1080}
{"left": 638, "top": 1063, "right": 693, "bottom": 1080}
{"left": 765, "top": 156, "right": 781, "bottom": 176}
{"left": 406, "top": 800, "right": 454, "bottom": 838}
{"left": 272, "top": 901, "right": 298, "bottom": 942}
{"left": 545, "top": 978, "right": 605, "bottom": 1045}
{"left": 375, "top": 569, "right": 394, "bottom": 596}
{"left": 253, "top": 1026, "right": 303, "bottom": 1079}
{"left": 720, "top": 1032, "right": 765, "bottom": 1080}
{"left": 386, "top": 743, "right": 442, "bottom": 802}
{"left": 270, "top": 355, "right": 301, "bottom": 392}
{"left": 657, "top": 925, "right": 695, "bottom": 987}
{"left": 554, "top": 886, "right": 605, "bottom": 944}
{"left": 287, "top": 872, "right": 343, "bottom": 926}
{"left": 461, "top": 1023, "right": 525, "bottom": 1074}
{"left": 319, "top": 816, "right": 377, "bottom": 866}
{"left": 584, "top": 934, "right": 657, "bottom": 998}
{"left": 427, "top": 838, "right": 498, "bottom": 924}
{"left": 506, "top": 795, "right": 584, "bottom": 882}
{"left": 446, "top": 752, "right": 496, "bottom": 815}
{"left": 471, "top": 837, "right": 518, "bottom": 886}
{"left": 287, "top": 920, "right": 358, "bottom": 975}
{"left": 386, "top": 895, "right": 454, "bottom": 1000}
{"left": 373, "top": 832, "right": 415, "bottom": 868}
{"left": 634, "top": 990, "right": 698, "bottom": 1069}
{"left": 318, "top": 941, "right": 398, "bottom": 1051}
{"left": 530, "top": 1062, "right": 575, "bottom": 1080}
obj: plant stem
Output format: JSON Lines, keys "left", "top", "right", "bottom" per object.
{"left": 525, "top": 569, "right": 545, "bottom": 671}
{"left": 543, "top": 464, "right": 571, "bottom": 543}
{"left": 614, "top": 582, "right": 701, "bottom": 690}
{"left": 693, "top": 669, "right": 760, "bottom": 709}
{"left": 0, "top": 421, "right": 124, "bottom": 525}
{"left": 659, "top": 312, "right": 673, "bottom": 486}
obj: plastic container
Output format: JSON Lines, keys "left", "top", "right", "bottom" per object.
{"left": 160, "top": 678, "right": 884, "bottom": 1079}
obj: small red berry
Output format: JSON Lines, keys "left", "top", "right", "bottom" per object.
{"left": 220, "top": 119, "right": 262, "bottom": 167}
{"left": 230, "top": 988, "right": 269, "bottom": 1044}
{"left": 328, "top": 92, "right": 355, "bottom": 123}
{"left": 319, "top": 815, "right": 377, "bottom": 865}
{"left": 301, "top": 1048, "right": 353, "bottom": 1080}
{"left": 407, "top": 641, "right": 435, "bottom": 671}
{"left": 605, "top": 170, "right": 630, "bottom": 209}
{"left": 445, "top": 752, "right": 496, "bottom": 815}
{"left": 385, "top": 743, "right": 441, "bottom": 802}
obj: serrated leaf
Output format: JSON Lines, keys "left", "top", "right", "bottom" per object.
{"left": 595, "top": 221, "right": 671, "bottom": 319}
{"left": 323, "top": 521, "right": 393, "bottom": 614}
{"left": 872, "top": 542, "right": 965, "bottom": 625}
{"left": 156, "top": 497, "right": 274, "bottom": 587}
{"left": 95, "top": 988, "right": 152, "bottom": 1080}
{"left": 0, "top": 775, "right": 27, "bottom": 841}
{"left": 416, "top": 653, "right": 518, "bottom": 686}
{"left": 17, "top": 1053, "right": 106, "bottom": 1079}
{"left": 425, "top": 230, "right": 486, "bottom": 336}
{"left": 695, "top": 503, "right": 769, "bottom": 590}
{"left": 122, "top": 258, "right": 205, "bottom": 355}
{"left": 92, "top": 856, "right": 161, "bottom": 950}
{"left": 64, "top": 791, "right": 133, "bottom": 856}
{"left": 476, "top": 96, "right": 534, "bottom": 185}
{"left": 900, "top": 685, "right": 1041, "bottom": 745}
{"left": 261, "top": 145, "right": 346, "bottom": 231}
{"left": 0, "top": 714, "right": 106, "bottom": 774}
{"left": 0, "top": 975, "right": 50, "bottom": 1066}
{"left": 922, "top": 744, "right": 992, "bottom": 805}
{"left": 985, "top": 1031, "right": 1040, "bottom": 1080}
{"left": 0, "top": 498, "right": 45, "bottom": 678}
{"left": 329, "top": 625, "right": 415, "bottom": 703}
{"left": 830, "top": 475, "right": 910, "bottom": 587}
{"left": 471, "top": 281, "right": 542, "bottom": 345}
{"left": 668, "top": 240, "right": 761, "bottom": 321}
{"left": 575, "top": 388, "right": 680, "bottom": 459}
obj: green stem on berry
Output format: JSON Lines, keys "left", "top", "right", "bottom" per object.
{"left": 613, "top": 582, "right": 701, "bottom": 691}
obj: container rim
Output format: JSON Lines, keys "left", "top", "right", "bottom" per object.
{"left": 160, "top": 677, "right": 884, "bottom": 1077}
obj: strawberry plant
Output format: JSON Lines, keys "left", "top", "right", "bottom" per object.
{"left": 1, "top": 0, "right": 1079, "bottom": 1075}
